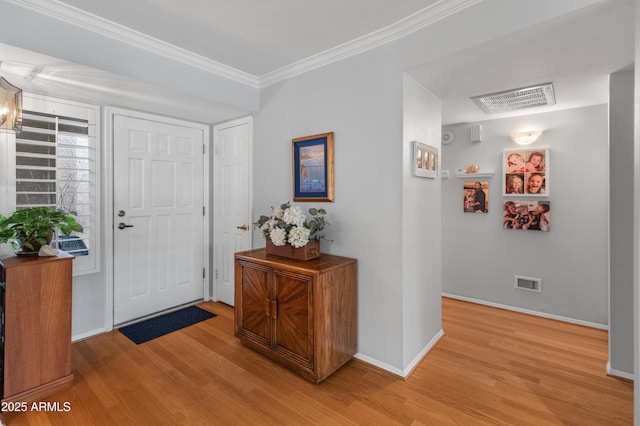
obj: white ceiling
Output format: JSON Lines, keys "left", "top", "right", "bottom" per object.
{"left": 408, "top": 0, "right": 634, "bottom": 124}
{"left": 59, "top": 0, "right": 442, "bottom": 77}
{"left": 0, "top": 0, "right": 634, "bottom": 124}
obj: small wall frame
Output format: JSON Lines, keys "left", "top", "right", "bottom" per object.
{"left": 413, "top": 141, "right": 438, "bottom": 179}
{"left": 503, "top": 147, "right": 549, "bottom": 196}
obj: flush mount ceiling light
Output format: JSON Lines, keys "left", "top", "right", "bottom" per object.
{"left": 0, "top": 77, "right": 22, "bottom": 132}
{"left": 471, "top": 82, "right": 556, "bottom": 115}
{"left": 513, "top": 130, "right": 542, "bottom": 145}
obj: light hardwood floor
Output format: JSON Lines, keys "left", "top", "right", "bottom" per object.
{"left": 2, "top": 297, "right": 633, "bottom": 425}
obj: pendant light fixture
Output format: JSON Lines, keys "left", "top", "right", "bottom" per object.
{"left": 0, "top": 77, "right": 22, "bottom": 132}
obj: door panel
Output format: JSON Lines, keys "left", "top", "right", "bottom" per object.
{"left": 239, "top": 264, "right": 270, "bottom": 342}
{"left": 113, "top": 114, "right": 205, "bottom": 325}
{"left": 213, "top": 118, "right": 251, "bottom": 306}
{"left": 273, "top": 272, "right": 313, "bottom": 366}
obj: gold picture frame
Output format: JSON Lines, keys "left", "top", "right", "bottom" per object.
{"left": 292, "top": 132, "right": 334, "bottom": 202}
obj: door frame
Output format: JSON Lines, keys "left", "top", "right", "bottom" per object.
{"left": 103, "top": 107, "right": 210, "bottom": 331}
{"left": 211, "top": 115, "right": 253, "bottom": 303}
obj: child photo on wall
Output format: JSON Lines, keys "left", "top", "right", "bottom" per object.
{"left": 525, "top": 172, "right": 546, "bottom": 194}
{"left": 503, "top": 200, "right": 550, "bottom": 231}
{"left": 505, "top": 173, "right": 524, "bottom": 194}
{"left": 503, "top": 148, "right": 549, "bottom": 196}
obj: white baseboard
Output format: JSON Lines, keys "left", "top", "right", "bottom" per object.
{"left": 353, "top": 353, "right": 405, "bottom": 377}
{"left": 354, "top": 329, "right": 445, "bottom": 378}
{"left": 606, "top": 362, "right": 635, "bottom": 381}
{"left": 72, "top": 327, "right": 106, "bottom": 342}
{"left": 402, "top": 329, "right": 445, "bottom": 377}
{"left": 442, "top": 293, "right": 608, "bottom": 330}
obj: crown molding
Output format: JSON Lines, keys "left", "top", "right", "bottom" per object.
{"left": 9, "top": 0, "right": 481, "bottom": 90}
{"left": 7, "top": 0, "right": 260, "bottom": 88}
{"left": 258, "top": 0, "right": 483, "bottom": 87}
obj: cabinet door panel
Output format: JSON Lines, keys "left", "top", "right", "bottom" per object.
{"left": 273, "top": 272, "right": 313, "bottom": 367}
{"left": 239, "top": 266, "right": 270, "bottom": 341}
{"left": 1, "top": 255, "right": 73, "bottom": 401}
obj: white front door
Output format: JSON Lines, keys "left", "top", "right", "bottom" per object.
{"left": 213, "top": 117, "right": 252, "bottom": 306}
{"left": 113, "top": 113, "right": 206, "bottom": 325}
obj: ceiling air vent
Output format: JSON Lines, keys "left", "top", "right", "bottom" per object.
{"left": 471, "top": 82, "right": 556, "bottom": 114}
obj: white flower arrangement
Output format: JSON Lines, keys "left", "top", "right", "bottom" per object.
{"left": 255, "top": 202, "right": 328, "bottom": 248}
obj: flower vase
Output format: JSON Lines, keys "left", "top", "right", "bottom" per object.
{"left": 265, "top": 239, "right": 320, "bottom": 261}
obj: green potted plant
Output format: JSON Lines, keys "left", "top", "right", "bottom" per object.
{"left": 0, "top": 206, "right": 84, "bottom": 254}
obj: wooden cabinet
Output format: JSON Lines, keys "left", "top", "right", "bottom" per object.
{"left": 0, "top": 252, "right": 74, "bottom": 403}
{"left": 235, "top": 249, "right": 357, "bottom": 383}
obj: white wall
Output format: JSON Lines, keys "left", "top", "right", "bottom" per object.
{"left": 255, "top": 51, "right": 407, "bottom": 370}
{"left": 633, "top": 1, "right": 640, "bottom": 421}
{"left": 442, "top": 105, "right": 609, "bottom": 326}
{"left": 402, "top": 75, "right": 443, "bottom": 370}
{"left": 253, "top": 48, "right": 448, "bottom": 372}
{"left": 609, "top": 67, "right": 635, "bottom": 377}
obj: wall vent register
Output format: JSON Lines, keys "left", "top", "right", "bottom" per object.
{"left": 514, "top": 275, "right": 542, "bottom": 293}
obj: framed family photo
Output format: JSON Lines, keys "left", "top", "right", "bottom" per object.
{"left": 413, "top": 141, "right": 438, "bottom": 179}
{"left": 503, "top": 147, "right": 549, "bottom": 197}
{"left": 292, "top": 132, "right": 334, "bottom": 202}
{"left": 463, "top": 181, "right": 488, "bottom": 213}
{"left": 503, "top": 200, "right": 551, "bottom": 231}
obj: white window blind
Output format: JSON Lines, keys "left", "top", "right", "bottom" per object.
{"left": 15, "top": 96, "right": 100, "bottom": 275}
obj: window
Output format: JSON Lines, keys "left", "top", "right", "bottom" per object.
{"left": 13, "top": 94, "right": 100, "bottom": 275}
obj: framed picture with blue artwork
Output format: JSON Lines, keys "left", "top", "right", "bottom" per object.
{"left": 292, "top": 132, "right": 334, "bottom": 202}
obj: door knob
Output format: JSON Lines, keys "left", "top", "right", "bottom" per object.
{"left": 118, "top": 223, "right": 134, "bottom": 230}
{"left": 236, "top": 224, "right": 248, "bottom": 231}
